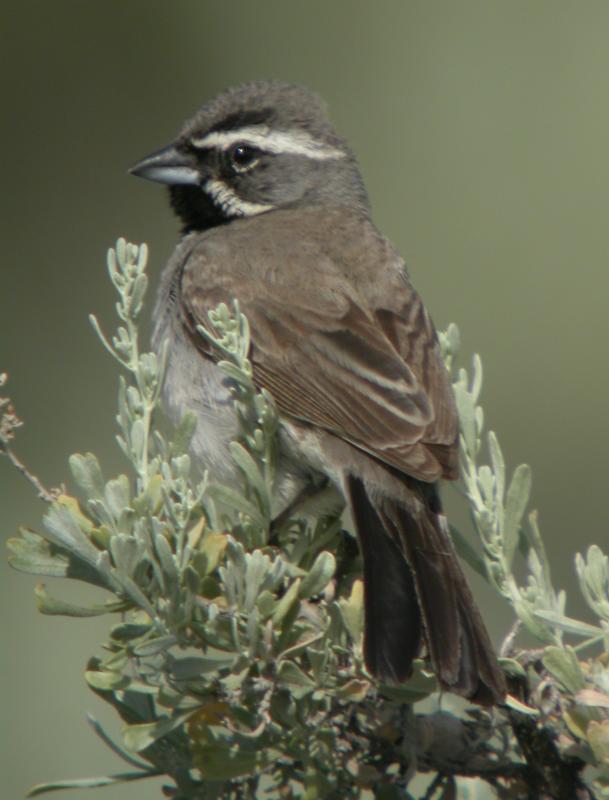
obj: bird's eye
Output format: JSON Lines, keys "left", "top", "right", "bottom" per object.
{"left": 228, "top": 143, "right": 260, "bottom": 172}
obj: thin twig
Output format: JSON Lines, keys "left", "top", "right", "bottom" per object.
{"left": 0, "top": 373, "right": 59, "bottom": 502}
{"left": 422, "top": 773, "right": 446, "bottom": 799}
{"left": 0, "top": 441, "right": 59, "bottom": 503}
{"left": 500, "top": 619, "right": 522, "bottom": 658}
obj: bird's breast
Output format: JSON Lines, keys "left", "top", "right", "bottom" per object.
{"left": 153, "top": 284, "right": 240, "bottom": 483}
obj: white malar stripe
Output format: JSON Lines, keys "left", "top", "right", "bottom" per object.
{"left": 204, "top": 179, "right": 274, "bottom": 217}
{"left": 191, "top": 126, "right": 346, "bottom": 161}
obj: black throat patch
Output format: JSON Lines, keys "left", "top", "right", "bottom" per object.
{"left": 169, "top": 185, "right": 230, "bottom": 234}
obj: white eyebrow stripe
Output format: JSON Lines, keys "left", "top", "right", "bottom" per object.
{"left": 204, "top": 179, "right": 274, "bottom": 217}
{"left": 191, "top": 126, "right": 345, "bottom": 161}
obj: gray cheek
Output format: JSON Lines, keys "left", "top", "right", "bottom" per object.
{"left": 244, "top": 158, "right": 307, "bottom": 206}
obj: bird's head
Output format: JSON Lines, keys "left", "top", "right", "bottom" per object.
{"left": 129, "top": 81, "right": 370, "bottom": 232}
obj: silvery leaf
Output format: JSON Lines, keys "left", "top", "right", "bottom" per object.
{"left": 69, "top": 453, "right": 105, "bottom": 500}
{"left": 503, "top": 464, "right": 532, "bottom": 568}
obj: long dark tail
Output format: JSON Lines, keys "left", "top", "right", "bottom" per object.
{"left": 346, "top": 474, "right": 506, "bottom": 705}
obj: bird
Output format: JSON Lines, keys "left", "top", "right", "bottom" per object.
{"left": 129, "top": 80, "right": 506, "bottom": 705}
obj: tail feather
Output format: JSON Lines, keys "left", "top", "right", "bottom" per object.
{"left": 349, "top": 476, "right": 422, "bottom": 682}
{"left": 346, "top": 474, "right": 506, "bottom": 705}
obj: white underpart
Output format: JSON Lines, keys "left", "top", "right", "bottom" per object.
{"left": 191, "top": 126, "right": 346, "bottom": 160}
{"left": 204, "top": 179, "right": 274, "bottom": 217}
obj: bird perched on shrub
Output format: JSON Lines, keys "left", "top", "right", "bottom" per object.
{"left": 130, "top": 81, "right": 506, "bottom": 705}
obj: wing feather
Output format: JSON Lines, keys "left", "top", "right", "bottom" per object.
{"left": 179, "top": 211, "right": 458, "bottom": 481}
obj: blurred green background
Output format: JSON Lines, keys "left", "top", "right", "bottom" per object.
{"left": 2, "top": 1, "right": 608, "bottom": 797}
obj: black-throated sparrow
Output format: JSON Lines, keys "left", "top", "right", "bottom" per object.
{"left": 130, "top": 81, "right": 506, "bottom": 704}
